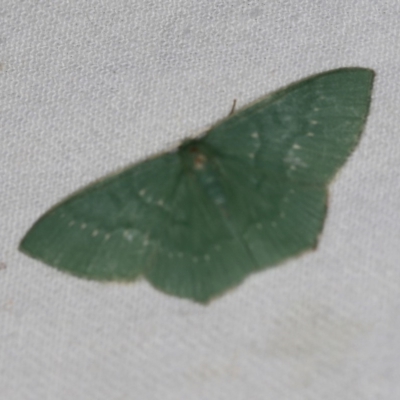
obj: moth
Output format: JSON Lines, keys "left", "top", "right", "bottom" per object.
{"left": 20, "top": 68, "right": 374, "bottom": 303}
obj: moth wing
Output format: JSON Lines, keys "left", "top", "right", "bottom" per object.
{"left": 210, "top": 156, "right": 327, "bottom": 269}
{"left": 204, "top": 68, "right": 374, "bottom": 184}
{"left": 143, "top": 169, "right": 256, "bottom": 303}
{"left": 19, "top": 68, "right": 374, "bottom": 302}
{"left": 19, "top": 152, "right": 183, "bottom": 280}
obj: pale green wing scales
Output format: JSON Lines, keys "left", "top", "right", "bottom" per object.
{"left": 19, "top": 68, "right": 374, "bottom": 303}
{"left": 20, "top": 154, "right": 182, "bottom": 280}
{"left": 204, "top": 68, "right": 374, "bottom": 184}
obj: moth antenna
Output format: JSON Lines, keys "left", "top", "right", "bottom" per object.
{"left": 229, "top": 99, "right": 237, "bottom": 116}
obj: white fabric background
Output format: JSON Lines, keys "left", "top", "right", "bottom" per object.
{"left": 1, "top": 1, "right": 400, "bottom": 399}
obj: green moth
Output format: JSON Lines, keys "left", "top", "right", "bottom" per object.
{"left": 20, "top": 68, "right": 374, "bottom": 303}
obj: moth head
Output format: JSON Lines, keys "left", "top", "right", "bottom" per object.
{"left": 179, "top": 139, "right": 209, "bottom": 171}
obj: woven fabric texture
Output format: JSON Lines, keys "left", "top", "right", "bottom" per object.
{"left": 1, "top": 1, "right": 400, "bottom": 399}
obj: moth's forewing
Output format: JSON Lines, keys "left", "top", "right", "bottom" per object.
{"left": 19, "top": 68, "right": 374, "bottom": 302}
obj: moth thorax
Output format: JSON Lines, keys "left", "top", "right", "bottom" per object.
{"left": 194, "top": 153, "right": 207, "bottom": 170}
{"left": 179, "top": 139, "right": 210, "bottom": 171}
